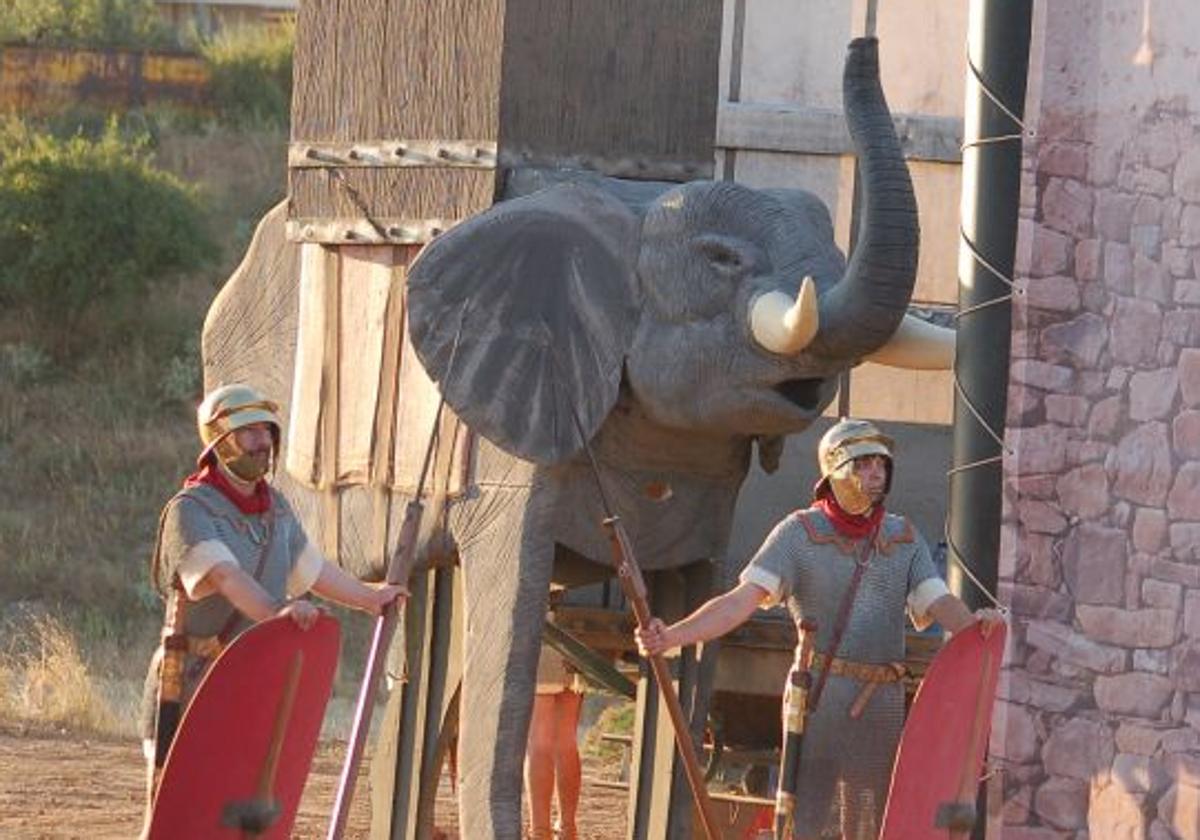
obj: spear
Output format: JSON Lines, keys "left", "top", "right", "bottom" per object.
{"left": 326, "top": 310, "right": 466, "bottom": 840}
{"left": 547, "top": 341, "right": 721, "bottom": 840}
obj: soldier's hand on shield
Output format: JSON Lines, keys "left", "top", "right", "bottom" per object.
{"left": 636, "top": 617, "right": 672, "bottom": 657}
{"left": 972, "top": 607, "right": 1006, "bottom": 639}
{"left": 367, "top": 583, "right": 409, "bottom": 616}
{"left": 278, "top": 599, "right": 321, "bottom": 630}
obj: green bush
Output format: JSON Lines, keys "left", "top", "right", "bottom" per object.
{"left": 0, "top": 0, "right": 177, "bottom": 50}
{"left": 201, "top": 23, "right": 295, "bottom": 129}
{"left": 0, "top": 120, "right": 214, "bottom": 325}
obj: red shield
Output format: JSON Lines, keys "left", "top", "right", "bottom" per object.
{"left": 148, "top": 613, "right": 340, "bottom": 840}
{"left": 879, "top": 622, "right": 1007, "bottom": 840}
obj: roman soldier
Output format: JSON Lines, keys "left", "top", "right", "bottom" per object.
{"left": 636, "top": 418, "right": 1003, "bottom": 839}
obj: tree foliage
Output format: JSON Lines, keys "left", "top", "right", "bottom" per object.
{"left": 0, "top": 120, "right": 214, "bottom": 324}
{"left": 0, "top": 0, "right": 177, "bottom": 50}
{"left": 200, "top": 22, "right": 295, "bottom": 128}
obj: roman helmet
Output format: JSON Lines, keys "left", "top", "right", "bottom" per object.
{"left": 814, "top": 418, "right": 894, "bottom": 514}
{"left": 196, "top": 383, "right": 281, "bottom": 481}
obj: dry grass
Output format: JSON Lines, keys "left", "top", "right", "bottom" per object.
{"left": 0, "top": 609, "right": 116, "bottom": 733}
{"left": 0, "top": 120, "right": 288, "bottom": 732}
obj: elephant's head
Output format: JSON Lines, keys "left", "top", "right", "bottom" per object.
{"left": 407, "top": 38, "right": 948, "bottom": 464}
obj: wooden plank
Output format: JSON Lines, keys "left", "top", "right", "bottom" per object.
{"left": 499, "top": 0, "right": 722, "bottom": 180}
{"left": 717, "top": 101, "right": 964, "bottom": 163}
{"left": 320, "top": 248, "right": 342, "bottom": 559}
{"left": 288, "top": 167, "right": 495, "bottom": 242}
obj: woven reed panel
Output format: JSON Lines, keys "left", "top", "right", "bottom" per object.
{"left": 289, "top": 0, "right": 503, "bottom": 232}
{"left": 499, "top": 0, "right": 722, "bottom": 179}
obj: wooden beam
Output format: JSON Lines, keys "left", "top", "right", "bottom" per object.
{"left": 716, "top": 101, "right": 964, "bottom": 163}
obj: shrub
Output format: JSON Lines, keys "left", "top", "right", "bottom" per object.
{"left": 0, "top": 120, "right": 215, "bottom": 326}
{"left": 201, "top": 23, "right": 295, "bottom": 129}
{"left": 0, "top": 0, "right": 176, "bottom": 51}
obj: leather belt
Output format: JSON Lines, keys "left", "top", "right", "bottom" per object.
{"left": 809, "top": 653, "right": 907, "bottom": 719}
{"left": 810, "top": 652, "right": 907, "bottom": 683}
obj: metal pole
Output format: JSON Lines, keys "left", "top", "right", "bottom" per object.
{"left": 950, "top": 3, "right": 1033, "bottom": 838}
{"left": 949, "top": 0, "right": 1033, "bottom": 609}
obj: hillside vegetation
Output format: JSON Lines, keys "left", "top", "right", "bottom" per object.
{"left": 0, "top": 15, "right": 294, "bottom": 733}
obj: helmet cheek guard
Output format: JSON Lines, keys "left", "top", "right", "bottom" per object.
{"left": 813, "top": 418, "right": 895, "bottom": 512}
{"left": 196, "top": 384, "right": 282, "bottom": 478}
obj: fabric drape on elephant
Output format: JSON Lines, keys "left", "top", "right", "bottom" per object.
{"left": 285, "top": 243, "right": 473, "bottom": 496}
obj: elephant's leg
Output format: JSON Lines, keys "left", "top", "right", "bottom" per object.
{"left": 456, "top": 500, "right": 555, "bottom": 840}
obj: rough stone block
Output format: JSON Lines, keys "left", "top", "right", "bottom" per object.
{"left": 1027, "top": 620, "right": 1126, "bottom": 672}
{"left": 1034, "top": 777, "right": 1089, "bottom": 830}
{"left": 1075, "top": 238, "right": 1102, "bottom": 281}
{"left": 1089, "top": 779, "right": 1148, "bottom": 838}
{"left": 1130, "top": 225, "right": 1162, "bottom": 260}
{"left": 1043, "top": 718, "right": 1115, "bottom": 781}
{"left": 1173, "top": 280, "right": 1200, "bottom": 304}
{"left": 1178, "top": 349, "right": 1200, "bottom": 407}
{"left": 1133, "top": 251, "right": 1168, "bottom": 298}
{"left": 1077, "top": 605, "right": 1179, "bottom": 648}
{"left": 1132, "top": 507, "right": 1167, "bottom": 554}
{"left": 1163, "top": 244, "right": 1192, "bottom": 278}
{"left": 1094, "top": 672, "right": 1174, "bottom": 716}
{"left": 1042, "top": 312, "right": 1108, "bottom": 367}
{"left": 1149, "top": 557, "right": 1200, "bottom": 587}
{"left": 1174, "top": 145, "right": 1200, "bottom": 201}
{"left": 1104, "top": 242, "right": 1133, "bottom": 293}
{"left": 1133, "top": 648, "right": 1170, "bottom": 675}
{"left": 1025, "top": 275, "right": 1081, "bottom": 311}
{"left": 1062, "top": 522, "right": 1126, "bottom": 604}
{"left": 1180, "top": 203, "right": 1200, "bottom": 247}
{"left": 1041, "top": 141, "right": 1089, "bottom": 179}
{"left": 1088, "top": 395, "right": 1123, "bottom": 439}
{"left": 1032, "top": 225, "right": 1073, "bottom": 277}
{"left": 1166, "top": 462, "right": 1200, "bottom": 520}
{"left": 1013, "top": 359, "right": 1075, "bottom": 392}
{"left": 1106, "top": 422, "right": 1172, "bottom": 506}
{"left": 1044, "top": 177, "right": 1094, "bottom": 238}
{"left": 1129, "top": 368, "right": 1179, "bottom": 421}
{"left": 1141, "top": 577, "right": 1181, "bottom": 610}
{"left": 1115, "top": 722, "right": 1168, "bottom": 756}
{"left": 1012, "top": 424, "right": 1070, "bottom": 473}
{"left": 1110, "top": 297, "right": 1163, "bottom": 365}
{"left": 1174, "top": 643, "right": 1200, "bottom": 692}
{"left": 1045, "top": 394, "right": 1090, "bottom": 426}
{"left": 1095, "top": 191, "right": 1137, "bottom": 242}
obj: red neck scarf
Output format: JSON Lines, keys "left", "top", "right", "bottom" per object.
{"left": 184, "top": 459, "right": 271, "bottom": 515}
{"left": 814, "top": 495, "right": 884, "bottom": 540}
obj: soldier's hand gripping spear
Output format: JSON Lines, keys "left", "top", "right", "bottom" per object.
{"left": 547, "top": 342, "right": 721, "bottom": 840}
{"left": 326, "top": 310, "right": 467, "bottom": 840}
{"left": 775, "top": 619, "right": 817, "bottom": 840}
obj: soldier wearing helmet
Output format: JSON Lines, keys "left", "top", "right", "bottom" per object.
{"left": 139, "top": 383, "right": 407, "bottom": 826}
{"left": 637, "top": 418, "right": 1002, "bottom": 840}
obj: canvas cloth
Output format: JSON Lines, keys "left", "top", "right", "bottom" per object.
{"left": 739, "top": 507, "right": 947, "bottom": 839}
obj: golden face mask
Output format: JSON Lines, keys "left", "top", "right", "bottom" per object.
{"left": 196, "top": 383, "right": 281, "bottom": 476}
{"left": 827, "top": 461, "right": 874, "bottom": 515}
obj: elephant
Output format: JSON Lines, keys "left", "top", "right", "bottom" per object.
{"left": 398, "top": 36, "right": 950, "bottom": 839}
{"left": 201, "top": 36, "right": 952, "bottom": 840}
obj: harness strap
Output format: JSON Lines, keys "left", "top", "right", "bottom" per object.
{"left": 807, "top": 518, "right": 881, "bottom": 712}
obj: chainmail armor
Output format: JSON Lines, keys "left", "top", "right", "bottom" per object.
{"left": 741, "top": 507, "right": 940, "bottom": 839}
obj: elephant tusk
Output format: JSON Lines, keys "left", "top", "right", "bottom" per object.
{"left": 749, "top": 277, "right": 819, "bottom": 356}
{"left": 862, "top": 313, "right": 956, "bottom": 370}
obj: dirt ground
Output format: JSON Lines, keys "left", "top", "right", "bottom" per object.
{"left": 0, "top": 724, "right": 628, "bottom": 839}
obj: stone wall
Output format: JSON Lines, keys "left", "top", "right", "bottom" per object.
{"left": 998, "top": 2, "right": 1200, "bottom": 837}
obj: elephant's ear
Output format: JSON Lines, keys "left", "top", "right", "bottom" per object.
{"left": 407, "top": 182, "right": 641, "bottom": 465}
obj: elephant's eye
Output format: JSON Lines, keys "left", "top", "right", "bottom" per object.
{"left": 696, "top": 236, "right": 751, "bottom": 277}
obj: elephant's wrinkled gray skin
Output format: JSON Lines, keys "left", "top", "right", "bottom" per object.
{"left": 401, "top": 37, "right": 928, "bottom": 840}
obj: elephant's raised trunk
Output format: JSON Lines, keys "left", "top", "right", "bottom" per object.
{"left": 811, "top": 37, "right": 919, "bottom": 360}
